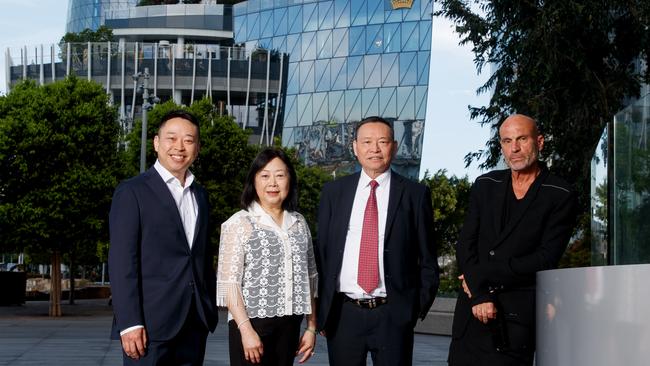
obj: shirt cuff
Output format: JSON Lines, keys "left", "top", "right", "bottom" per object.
{"left": 120, "top": 325, "right": 144, "bottom": 336}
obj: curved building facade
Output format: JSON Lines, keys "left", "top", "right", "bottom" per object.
{"left": 233, "top": 0, "right": 432, "bottom": 177}
{"left": 67, "top": 0, "right": 138, "bottom": 34}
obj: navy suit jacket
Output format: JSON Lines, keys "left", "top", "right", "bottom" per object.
{"left": 451, "top": 166, "right": 577, "bottom": 352}
{"left": 316, "top": 171, "right": 439, "bottom": 332}
{"left": 108, "top": 167, "right": 217, "bottom": 341}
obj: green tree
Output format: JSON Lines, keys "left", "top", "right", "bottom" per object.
{"left": 421, "top": 170, "right": 472, "bottom": 295}
{"left": 435, "top": 0, "right": 650, "bottom": 212}
{"left": 294, "top": 164, "right": 333, "bottom": 236}
{"left": 59, "top": 25, "right": 114, "bottom": 44}
{"left": 0, "top": 77, "right": 121, "bottom": 315}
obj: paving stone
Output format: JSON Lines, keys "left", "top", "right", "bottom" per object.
{"left": 0, "top": 300, "right": 451, "bottom": 365}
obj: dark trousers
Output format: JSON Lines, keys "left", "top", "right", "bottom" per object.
{"left": 326, "top": 299, "right": 414, "bottom": 366}
{"left": 123, "top": 303, "right": 209, "bottom": 366}
{"left": 448, "top": 317, "right": 534, "bottom": 366}
{"left": 228, "top": 315, "right": 303, "bottom": 366}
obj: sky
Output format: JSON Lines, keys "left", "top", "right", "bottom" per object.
{"left": 0, "top": 0, "right": 492, "bottom": 181}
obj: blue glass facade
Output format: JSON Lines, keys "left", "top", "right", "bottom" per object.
{"left": 67, "top": 0, "right": 138, "bottom": 33}
{"left": 234, "top": 0, "right": 432, "bottom": 177}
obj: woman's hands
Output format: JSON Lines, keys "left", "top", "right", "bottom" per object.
{"left": 239, "top": 322, "right": 264, "bottom": 364}
{"left": 295, "top": 328, "right": 317, "bottom": 363}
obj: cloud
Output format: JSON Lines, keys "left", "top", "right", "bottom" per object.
{"left": 431, "top": 16, "right": 471, "bottom": 50}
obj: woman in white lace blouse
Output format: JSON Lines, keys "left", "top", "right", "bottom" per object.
{"left": 217, "top": 148, "right": 318, "bottom": 365}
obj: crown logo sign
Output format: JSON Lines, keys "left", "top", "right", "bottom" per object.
{"left": 391, "top": 0, "right": 414, "bottom": 9}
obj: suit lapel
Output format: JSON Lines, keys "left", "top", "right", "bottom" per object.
{"left": 385, "top": 170, "right": 405, "bottom": 246}
{"left": 191, "top": 183, "right": 206, "bottom": 252}
{"left": 145, "top": 167, "right": 191, "bottom": 253}
{"left": 333, "top": 173, "right": 360, "bottom": 256}
{"left": 492, "top": 167, "right": 550, "bottom": 248}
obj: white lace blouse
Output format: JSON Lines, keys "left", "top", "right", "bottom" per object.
{"left": 216, "top": 201, "right": 318, "bottom": 319}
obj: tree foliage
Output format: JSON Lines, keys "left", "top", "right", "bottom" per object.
{"left": 435, "top": 0, "right": 650, "bottom": 212}
{"left": 421, "top": 170, "right": 472, "bottom": 295}
{"left": 0, "top": 77, "right": 121, "bottom": 314}
{"left": 0, "top": 77, "right": 120, "bottom": 254}
{"left": 59, "top": 25, "right": 114, "bottom": 44}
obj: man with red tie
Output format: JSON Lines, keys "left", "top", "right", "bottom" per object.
{"left": 316, "top": 116, "right": 439, "bottom": 365}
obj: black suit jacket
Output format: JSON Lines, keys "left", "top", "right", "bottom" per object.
{"left": 451, "top": 166, "right": 577, "bottom": 351}
{"left": 316, "top": 171, "right": 439, "bottom": 332}
{"left": 108, "top": 167, "right": 217, "bottom": 341}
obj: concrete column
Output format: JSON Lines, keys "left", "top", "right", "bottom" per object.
{"left": 176, "top": 36, "right": 184, "bottom": 58}
{"left": 5, "top": 48, "right": 11, "bottom": 92}
{"left": 39, "top": 45, "right": 44, "bottom": 85}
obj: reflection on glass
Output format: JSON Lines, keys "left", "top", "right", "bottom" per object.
{"left": 313, "top": 92, "right": 329, "bottom": 122}
{"left": 347, "top": 56, "right": 363, "bottom": 89}
{"left": 274, "top": 8, "right": 288, "bottom": 36}
{"left": 349, "top": 26, "right": 365, "bottom": 56}
{"left": 591, "top": 126, "right": 608, "bottom": 266}
{"left": 365, "top": 25, "right": 383, "bottom": 54}
{"left": 303, "top": 3, "right": 318, "bottom": 32}
{"left": 612, "top": 89, "right": 650, "bottom": 264}
{"left": 364, "top": 55, "right": 381, "bottom": 88}
{"left": 350, "top": 0, "right": 367, "bottom": 26}
{"left": 380, "top": 87, "right": 397, "bottom": 120}
{"left": 318, "top": 1, "right": 334, "bottom": 30}
{"left": 261, "top": 10, "right": 273, "bottom": 38}
{"left": 315, "top": 59, "right": 331, "bottom": 92}
{"left": 399, "top": 52, "right": 417, "bottom": 86}
{"left": 288, "top": 5, "right": 302, "bottom": 34}
{"left": 401, "top": 22, "right": 418, "bottom": 52}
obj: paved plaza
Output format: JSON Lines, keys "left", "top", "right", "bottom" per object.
{"left": 0, "top": 299, "right": 451, "bottom": 365}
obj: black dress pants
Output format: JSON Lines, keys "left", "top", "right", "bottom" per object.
{"left": 448, "top": 316, "right": 534, "bottom": 366}
{"left": 326, "top": 298, "right": 414, "bottom": 366}
{"left": 122, "top": 303, "right": 209, "bottom": 366}
{"left": 228, "top": 315, "right": 303, "bottom": 366}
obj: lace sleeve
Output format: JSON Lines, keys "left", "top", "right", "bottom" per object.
{"left": 216, "top": 213, "right": 250, "bottom": 307}
{"left": 303, "top": 217, "right": 319, "bottom": 299}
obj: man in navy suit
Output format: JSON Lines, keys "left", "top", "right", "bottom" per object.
{"left": 316, "top": 116, "right": 439, "bottom": 366}
{"left": 448, "top": 114, "right": 577, "bottom": 365}
{"left": 109, "top": 110, "right": 217, "bottom": 365}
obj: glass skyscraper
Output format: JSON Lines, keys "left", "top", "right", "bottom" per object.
{"left": 67, "top": 0, "right": 138, "bottom": 33}
{"left": 233, "top": 0, "right": 432, "bottom": 177}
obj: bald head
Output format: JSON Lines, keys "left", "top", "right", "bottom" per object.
{"left": 499, "top": 114, "right": 539, "bottom": 137}
{"left": 499, "top": 114, "right": 544, "bottom": 172}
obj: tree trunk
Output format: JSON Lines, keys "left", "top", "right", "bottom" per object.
{"left": 49, "top": 250, "right": 62, "bottom": 317}
{"left": 69, "top": 255, "right": 75, "bottom": 305}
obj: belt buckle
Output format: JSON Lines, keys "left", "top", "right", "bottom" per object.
{"left": 367, "top": 298, "right": 376, "bottom": 309}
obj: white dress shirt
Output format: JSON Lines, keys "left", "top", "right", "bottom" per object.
{"left": 154, "top": 160, "right": 198, "bottom": 248}
{"left": 338, "top": 169, "right": 391, "bottom": 299}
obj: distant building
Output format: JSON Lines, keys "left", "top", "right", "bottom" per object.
{"left": 6, "top": 0, "right": 433, "bottom": 177}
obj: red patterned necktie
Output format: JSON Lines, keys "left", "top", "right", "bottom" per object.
{"left": 358, "top": 179, "right": 379, "bottom": 294}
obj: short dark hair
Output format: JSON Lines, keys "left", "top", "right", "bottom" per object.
{"left": 241, "top": 148, "right": 298, "bottom": 212}
{"left": 158, "top": 110, "right": 200, "bottom": 141}
{"left": 355, "top": 116, "right": 394, "bottom": 140}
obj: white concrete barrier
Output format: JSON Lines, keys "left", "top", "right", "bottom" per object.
{"left": 537, "top": 264, "right": 650, "bottom": 366}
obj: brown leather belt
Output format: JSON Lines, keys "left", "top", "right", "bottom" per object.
{"left": 344, "top": 295, "right": 387, "bottom": 309}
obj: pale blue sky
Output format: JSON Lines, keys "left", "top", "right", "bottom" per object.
{"left": 0, "top": 0, "right": 492, "bottom": 180}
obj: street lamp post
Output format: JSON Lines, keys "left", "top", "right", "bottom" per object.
{"left": 133, "top": 67, "right": 159, "bottom": 173}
